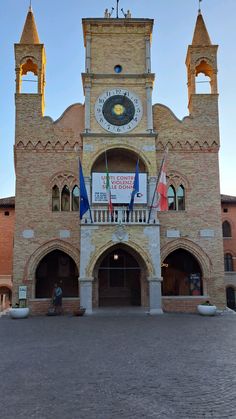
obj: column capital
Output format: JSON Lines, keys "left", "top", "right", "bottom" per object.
{"left": 79, "top": 277, "right": 94, "bottom": 283}
{"left": 148, "top": 276, "right": 163, "bottom": 283}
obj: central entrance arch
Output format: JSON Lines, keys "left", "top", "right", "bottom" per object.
{"left": 95, "top": 246, "right": 146, "bottom": 307}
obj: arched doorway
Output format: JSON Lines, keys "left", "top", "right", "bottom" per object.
{"left": 226, "top": 286, "right": 235, "bottom": 310}
{"left": 35, "top": 250, "right": 78, "bottom": 298}
{"left": 0, "top": 287, "right": 12, "bottom": 310}
{"left": 162, "top": 249, "right": 203, "bottom": 296}
{"left": 97, "top": 247, "right": 142, "bottom": 307}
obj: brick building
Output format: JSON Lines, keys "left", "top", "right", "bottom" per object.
{"left": 11, "top": 6, "right": 226, "bottom": 314}
{"left": 0, "top": 197, "right": 15, "bottom": 309}
{"left": 221, "top": 195, "right": 236, "bottom": 309}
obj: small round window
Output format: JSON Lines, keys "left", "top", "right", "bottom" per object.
{"left": 114, "top": 65, "right": 123, "bottom": 74}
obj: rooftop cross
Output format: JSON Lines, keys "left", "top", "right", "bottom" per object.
{"left": 198, "top": 0, "right": 202, "bottom": 14}
{"left": 105, "top": 1, "right": 131, "bottom": 19}
{"left": 116, "top": 0, "right": 120, "bottom": 18}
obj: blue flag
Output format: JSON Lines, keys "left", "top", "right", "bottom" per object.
{"left": 129, "top": 160, "right": 139, "bottom": 211}
{"left": 79, "top": 159, "right": 90, "bottom": 220}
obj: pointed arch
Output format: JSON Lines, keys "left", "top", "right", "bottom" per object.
{"left": 24, "top": 239, "right": 80, "bottom": 295}
{"left": 88, "top": 240, "right": 153, "bottom": 278}
{"left": 61, "top": 185, "right": 70, "bottom": 211}
{"left": 161, "top": 238, "right": 212, "bottom": 280}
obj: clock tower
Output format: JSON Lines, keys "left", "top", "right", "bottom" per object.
{"left": 79, "top": 12, "right": 162, "bottom": 314}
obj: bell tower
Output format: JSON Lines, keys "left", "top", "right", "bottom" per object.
{"left": 14, "top": 6, "right": 46, "bottom": 135}
{"left": 186, "top": 11, "right": 218, "bottom": 119}
{"left": 79, "top": 10, "right": 163, "bottom": 315}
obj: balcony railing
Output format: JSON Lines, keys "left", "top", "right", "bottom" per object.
{"left": 81, "top": 207, "right": 158, "bottom": 225}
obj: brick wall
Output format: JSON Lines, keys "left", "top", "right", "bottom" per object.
{"left": 0, "top": 207, "right": 15, "bottom": 278}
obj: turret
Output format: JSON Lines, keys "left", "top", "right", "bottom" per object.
{"left": 186, "top": 11, "right": 218, "bottom": 116}
{"left": 14, "top": 6, "right": 46, "bottom": 121}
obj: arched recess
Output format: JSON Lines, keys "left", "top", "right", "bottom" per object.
{"left": 89, "top": 145, "right": 150, "bottom": 174}
{"left": 88, "top": 240, "right": 153, "bottom": 278}
{"left": 0, "top": 286, "right": 12, "bottom": 309}
{"left": 162, "top": 249, "right": 203, "bottom": 296}
{"left": 90, "top": 242, "right": 151, "bottom": 308}
{"left": 161, "top": 238, "right": 211, "bottom": 294}
{"left": 20, "top": 57, "right": 38, "bottom": 94}
{"left": 226, "top": 286, "right": 236, "bottom": 310}
{"left": 24, "top": 240, "right": 80, "bottom": 298}
{"left": 35, "top": 250, "right": 79, "bottom": 298}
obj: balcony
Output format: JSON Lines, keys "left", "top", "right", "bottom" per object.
{"left": 81, "top": 207, "right": 158, "bottom": 225}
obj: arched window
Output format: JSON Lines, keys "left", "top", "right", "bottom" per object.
{"left": 176, "top": 185, "right": 185, "bottom": 210}
{"left": 224, "top": 253, "right": 233, "bottom": 272}
{"left": 168, "top": 186, "right": 176, "bottom": 210}
{"left": 195, "top": 73, "right": 211, "bottom": 94}
{"left": 61, "top": 185, "right": 70, "bottom": 211}
{"left": 21, "top": 59, "right": 38, "bottom": 94}
{"left": 21, "top": 71, "right": 38, "bottom": 94}
{"left": 222, "top": 221, "right": 232, "bottom": 238}
{"left": 72, "top": 186, "right": 80, "bottom": 212}
{"left": 52, "top": 185, "right": 60, "bottom": 211}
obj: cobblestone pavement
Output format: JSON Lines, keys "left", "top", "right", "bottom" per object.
{"left": 1, "top": 312, "right": 236, "bottom": 419}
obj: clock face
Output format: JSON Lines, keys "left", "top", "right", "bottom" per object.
{"left": 95, "top": 88, "right": 143, "bottom": 133}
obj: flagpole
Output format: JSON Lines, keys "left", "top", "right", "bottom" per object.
{"left": 79, "top": 158, "right": 93, "bottom": 223}
{"left": 147, "top": 148, "right": 168, "bottom": 224}
{"left": 128, "top": 158, "right": 140, "bottom": 213}
{"left": 104, "top": 150, "right": 113, "bottom": 216}
{"left": 89, "top": 201, "right": 93, "bottom": 224}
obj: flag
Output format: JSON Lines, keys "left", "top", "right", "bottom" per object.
{"left": 129, "top": 160, "right": 139, "bottom": 211}
{"left": 79, "top": 159, "right": 90, "bottom": 220}
{"left": 106, "top": 166, "right": 113, "bottom": 214}
{"left": 156, "top": 160, "right": 168, "bottom": 211}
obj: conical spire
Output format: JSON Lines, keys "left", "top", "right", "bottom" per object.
{"left": 20, "top": 7, "right": 40, "bottom": 44}
{"left": 192, "top": 12, "right": 211, "bottom": 46}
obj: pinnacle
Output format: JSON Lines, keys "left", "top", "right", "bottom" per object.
{"left": 20, "top": 8, "right": 40, "bottom": 44}
{"left": 192, "top": 12, "right": 211, "bottom": 46}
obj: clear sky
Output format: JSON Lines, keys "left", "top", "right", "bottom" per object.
{"left": 0, "top": 0, "right": 235, "bottom": 198}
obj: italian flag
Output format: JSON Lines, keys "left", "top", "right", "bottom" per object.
{"left": 156, "top": 161, "right": 168, "bottom": 211}
{"left": 106, "top": 168, "right": 113, "bottom": 214}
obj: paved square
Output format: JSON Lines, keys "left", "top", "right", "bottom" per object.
{"left": 1, "top": 312, "right": 236, "bottom": 418}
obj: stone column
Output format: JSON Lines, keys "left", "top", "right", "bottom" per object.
{"left": 144, "top": 225, "right": 162, "bottom": 314}
{"left": 84, "top": 85, "right": 91, "bottom": 132}
{"left": 15, "top": 67, "right": 21, "bottom": 93}
{"left": 211, "top": 71, "right": 218, "bottom": 94}
{"left": 79, "top": 277, "right": 93, "bottom": 314}
{"left": 85, "top": 35, "right": 91, "bottom": 73}
{"left": 148, "top": 276, "right": 163, "bottom": 315}
{"left": 146, "top": 84, "right": 153, "bottom": 132}
{"left": 145, "top": 36, "right": 151, "bottom": 73}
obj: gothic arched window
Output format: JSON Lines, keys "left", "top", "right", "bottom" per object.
{"left": 168, "top": 186, "right": 176, "bottom": 211}
{"left": 176, "top": 185, "right": 185, "bottom": 210}
{"left": 72, "top": 186, "right": 80, "bottom": 212}
{"left": 224, "top": 253, "right": 233, "bottom": 272}
{"left": 222, "top": 221, "right": 232, "bottom": 238}
{"left": 61, "top": 185, "right": 70, "bottom": 211}
{"left": 52, "top": 185, "right": 60, "bottom": 212}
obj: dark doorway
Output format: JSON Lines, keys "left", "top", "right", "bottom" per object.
{"left": 162, "top": 249, "right": 203, "bottom": 296}
{"left": 98, "top": 248, "right": 141, "bottom": 306}
{"left": 226, "top": 287, "right": 235, "bottom": 310}
{"left": 35, "top": 250, "right": 78, "bottom": 298}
